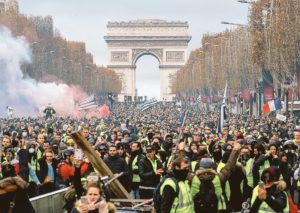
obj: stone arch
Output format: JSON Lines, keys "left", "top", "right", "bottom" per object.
{"left": 105, "top": 19, "right": 191, "bottom": 101}
{"left": 132, "top": 49, "right": 162, "bottom": 65}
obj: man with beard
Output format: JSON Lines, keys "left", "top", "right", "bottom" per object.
{"left": 145, "top": 128, "right": 154, "bottom": 143}
{"left": 129, "top": 141, "right": 143, "bottom": 199}
{"left": 104, "top": 145, "right": 130, "bottom": 193}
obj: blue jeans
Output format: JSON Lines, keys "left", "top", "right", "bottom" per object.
{"left": 129, "top": 189, "right": 140, "bottom": 199}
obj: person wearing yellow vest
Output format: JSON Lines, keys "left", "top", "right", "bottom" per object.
{"left": 217, "top": 142, "right": 248, "bottom": 212}
{"left": 160, "top": 156, "right": 194, "bottom": 213}
{"left": 253, "top": 143, "right": 280, "bottom": 187}
{"left": 129, "top": 141, "right": 143, "bottom": 199}
{"left": 250, "top": 167, "right": 289, "bottom": 213}
{"left": 138, "top": 145, "right": 163, "bottom": 199}
{"left": 239, "top": 146, "right": 255, "bottom": 190}
{"left": 191, "top": 141, "right": 241, "bottom": 213}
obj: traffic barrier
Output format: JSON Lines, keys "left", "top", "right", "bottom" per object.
{"left": 30, "top": 188, "right": 68, "bottom": 213}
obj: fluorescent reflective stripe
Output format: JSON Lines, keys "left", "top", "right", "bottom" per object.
{"left": 245, "top": 158, "right": 254, "bottom": 188}
{"left": 259, "top": 158, "right": 270, "bottom": 177}
{"left": 132, "top": 156, "right": 140, "bottom": 182}
{"left": 162, "top": 180, "right": 194, "bottom": 213}
{"left": 148, "top": 157, "right": 157, "bottom": 172}
{"left": 172, "top": 201, "right": 194, "bottom": 209}
{"left": 191, "top": 161, "right": 197, "bottom": 173}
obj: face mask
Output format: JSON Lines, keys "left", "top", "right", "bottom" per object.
{"left": 222, "top": 151, "right": 231, "bottom": 163}
{"left": 131, "top": 150, "right": 139, "bottom": 156}
{"left": 153, "top": 143, "right": 160, "bottom": 150}
{"left": 22, "top": 132, "right": 28, "bottom": 138}
{"left": 173, "top": 169, "right": 189, "bottom": 181}
{"left": 213, "top": 151, "right": 222, "bottom": 162}
{"left": 147, "top": 133, "right": 154, "bottom": 140}
{"left": 241, "top": 154, "right": 250, "bottom": 162}
{"left": 29, "top": 148, "right": 35, "bottom": 154}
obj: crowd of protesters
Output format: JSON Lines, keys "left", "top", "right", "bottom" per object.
{"left": 1, "top": 102, "right": 300, "bottom": 213}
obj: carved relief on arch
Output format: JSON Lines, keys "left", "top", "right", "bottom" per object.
{"left": 132, "top": 48, "right": 163, "bottom": 64}
{"left": 111, "top": 51, "right": 129, "bottom": 62}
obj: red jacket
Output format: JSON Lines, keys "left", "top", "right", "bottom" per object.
{"left": 58, "top": 162, "right": 75, "bottom": 181}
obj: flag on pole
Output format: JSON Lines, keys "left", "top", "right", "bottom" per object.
{"left": 262, "top": 68, "right": 274, "bottom": 102}
{"left": 217, "top": 82, "right": 227, "bottom": 136}
{"left": 262, "top": 98, "right": 282, "bottom": 114}
{"left": 241, "top": 77, "right": 251, "bottom": 102}
{"left": 178, "top": 110, "right": 187, "bottom": 126}
{"left": 79, "top": 94, "right": 97, "bottom": 110}
{"left": 140, "top": 98, "right": 158, "bottom": 111}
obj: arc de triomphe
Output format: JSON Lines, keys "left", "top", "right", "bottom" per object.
{"left": 104, "top": 19, "right": 191, "bottom": 101}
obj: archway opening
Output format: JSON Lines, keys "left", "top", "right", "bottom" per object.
{"left": 135, "top": 54, "right": 160, "bottom": 101}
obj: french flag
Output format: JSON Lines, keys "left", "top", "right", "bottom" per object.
{"left": 262, "top": 98, "right": 282, "bottom": 114}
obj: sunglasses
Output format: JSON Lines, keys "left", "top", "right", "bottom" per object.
{"left": 87, "top": 175, "right": 99, "bottom": 182}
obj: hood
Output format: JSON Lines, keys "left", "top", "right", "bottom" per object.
{"left": 196, "top": 168, "right": 217, "bottom": 181}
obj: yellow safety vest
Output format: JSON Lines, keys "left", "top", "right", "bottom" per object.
{"left": 190, "top": 175, "right": 227, "bottom": 210}
{"left": 258, "top": 159, "right": 270, "bottom": 178}
{"left": 160, "top": 178, "right": 194, "bottom": 213}
{"left": 244, "top": 158, "right": 254, "bottom": 188}
{"left": 132, "top": 155, "right": 140, "bottom": 183}
{"left": 251, "top": 185, "right": 289, "bottom": 213}
{"left": 29, "top": 149, "right": 42, "bottom": 182}
{"left": 191, "top": 161, "right": 198, "bottom": 173}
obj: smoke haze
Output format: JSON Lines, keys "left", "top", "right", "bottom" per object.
{"left": 0, "top": 27, "right": 87, "bottom": 118}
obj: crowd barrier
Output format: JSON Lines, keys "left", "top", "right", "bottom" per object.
{"left": 29, "top": 188, "right": 154, "bottom": 213}
{"left": 30, "top": 187, "right": 68, "bottom": 213}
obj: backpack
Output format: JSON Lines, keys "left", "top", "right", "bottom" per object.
{"left": 194, "top": 180, "right": 218, "bottom": 213}
{"left": 153, "top": 175, "right": 179, "bottom": 213}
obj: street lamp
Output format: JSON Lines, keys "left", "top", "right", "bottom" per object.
{"left": 221, "top": 21, "right": 246, "bottom": 27}
{"left": 237, "top": 0, "right": 251, "bottom": 3}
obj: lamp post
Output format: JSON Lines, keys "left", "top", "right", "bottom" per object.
{"left": 221, "top": 21, "right": 246, "bottom": 27}
{"left": 237, "top": 0, "right": 252, "bottom": 3}
{"left": 257, "top": 79, "right": 263, "bottom": 116}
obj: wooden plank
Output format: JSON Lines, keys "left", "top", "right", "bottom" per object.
{"left": 71, "top": 132, "right": 130, "bottom": 200}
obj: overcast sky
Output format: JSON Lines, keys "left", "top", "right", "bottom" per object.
{"left": 18, "top": 0, "right": 249, "bottom": 99}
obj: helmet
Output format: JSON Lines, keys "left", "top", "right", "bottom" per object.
{"left": 222, "top": 143, "right": 233, "bottom": 152}
{"left": 283, "top": 140, "right": 297, "bottom": 149}
{"left": 63, "top": 149, "right": 74, "bottom": 157}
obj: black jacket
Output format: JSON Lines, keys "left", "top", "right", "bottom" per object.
{"left": 253, "top": 155, "right": 279, "bottom": 186}
{"left": 104, "top": 155, "right": 130, "bottom": 191}
{"left": 250, "top": 184, "right": 287, "bottom": 213}
{"left": 104, "top": 155, "right": 129, "bottom": 175}
{"left": 138, "top": 156, "right": 163, "bottom": 187}
{"left": 37, "top": 156, "right": 59, "bottom": 183}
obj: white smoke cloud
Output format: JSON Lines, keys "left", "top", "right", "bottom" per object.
{"left": 0, "top": 27, "right": 87, "bottom": 118}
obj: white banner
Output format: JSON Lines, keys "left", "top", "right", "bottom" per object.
{"left": 276, "top": 114, "right": 287, "bottom": 122}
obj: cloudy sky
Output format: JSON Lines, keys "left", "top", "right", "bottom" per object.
{"left": 18, "top": 0, "right": 249, "bottom": 99}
